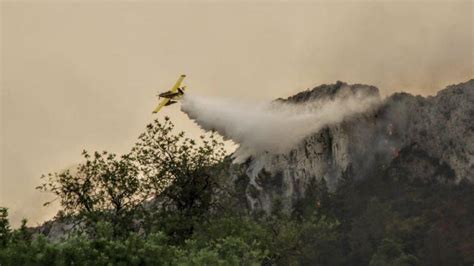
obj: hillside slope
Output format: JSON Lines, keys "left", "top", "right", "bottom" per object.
{"left": 232, "top": 80, "right": 474, "bottom": 213}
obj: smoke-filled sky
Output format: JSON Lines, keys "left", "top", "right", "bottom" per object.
{"left": 1, "top": 1, "right": 473, "bottom": 226}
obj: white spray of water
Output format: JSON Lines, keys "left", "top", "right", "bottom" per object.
{"left": 181, "top": 89, "right": 380, "bottom": 163}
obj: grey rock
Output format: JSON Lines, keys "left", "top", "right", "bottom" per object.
{"left": 233, "top": 79, "right": 474, "bottom": 214}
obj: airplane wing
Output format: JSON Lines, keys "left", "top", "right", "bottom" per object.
{"left": 152, "top": 98, "right": 170, "bottom": 113}
{"left": 169, "top": 75, "right": 186, "bottom": 93}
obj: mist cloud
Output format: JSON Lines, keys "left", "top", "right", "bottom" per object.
{"left": 181, "top": 90, "right": 380, "bottom": 163}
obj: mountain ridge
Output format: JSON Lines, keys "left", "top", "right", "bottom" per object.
{"left": 232, "top": 79, "right": 474, "bottom": 213}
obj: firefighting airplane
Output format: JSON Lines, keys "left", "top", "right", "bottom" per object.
{"left": 152, "top": 74, "right": 187, "bottom": 113}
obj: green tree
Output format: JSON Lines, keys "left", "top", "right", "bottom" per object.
{"left": 369, "top": 238, "right": 418, "bottom": 266}
{"left": 0, "top": 207, "right": 11, "bottom": 247}
{"left": 132, "top": 117, "right": 227, "bottom": 242}
{"left": 349, "top": 197, "right": 394, "bottom": 265}
{"left": 0, "top": 219, "right": 33, "bottom": 265}
{"left": 38, "top": 150, "right": 143, "bottom": 236}
{"left": 38, "top": 117, "right": 227, "bottom": 240}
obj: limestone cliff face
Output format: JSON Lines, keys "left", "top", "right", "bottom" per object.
{"left": 232, "top": 80, "right": 474, "bottom": 213}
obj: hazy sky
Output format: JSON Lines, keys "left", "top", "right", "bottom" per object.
{"left": 1, "top": 1, "right": 473, "bottom": 226}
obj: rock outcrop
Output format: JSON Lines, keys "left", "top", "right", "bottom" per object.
{"left": 232, "top": 80, "right": 474, "bottom": 213}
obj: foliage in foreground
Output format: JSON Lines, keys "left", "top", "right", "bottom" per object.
{"left": 1, "top": 117, "right": 474, "bottom": 265}
{"left": 0, "top": 207, "right": 341, "bottom": 265}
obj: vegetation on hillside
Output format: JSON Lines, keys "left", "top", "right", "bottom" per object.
{"left": 1, "top": 118, "right": 473, "bottom": 265}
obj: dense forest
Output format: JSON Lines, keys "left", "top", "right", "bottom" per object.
{"left": 1, "top": 118, "right": 473, "bottom": 265}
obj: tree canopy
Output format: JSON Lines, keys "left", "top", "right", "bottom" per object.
{"left": 1, "top": 117, "right": 474, "bottom": 265}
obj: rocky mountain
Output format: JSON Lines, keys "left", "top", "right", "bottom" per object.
{"left": 231, "top": 79, "right": 474, "bottom": 214}
{"left": 33, "top": 79, "right": 473, "bottom": 242}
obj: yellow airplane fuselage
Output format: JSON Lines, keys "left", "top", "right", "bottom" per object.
{"left": 153, "top": 75, "right": 186, "bottom": 113}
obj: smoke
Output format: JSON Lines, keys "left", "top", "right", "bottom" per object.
{"left": 181, "top": 89, "right": 380, "bottom": 163}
